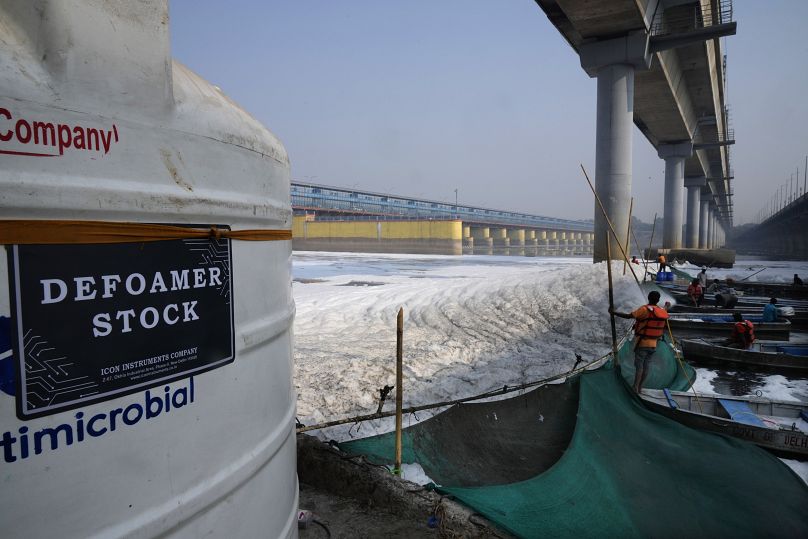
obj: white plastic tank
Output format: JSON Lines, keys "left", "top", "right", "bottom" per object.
{"left": 0, "top": 1, "right": 297, "bottom": 537}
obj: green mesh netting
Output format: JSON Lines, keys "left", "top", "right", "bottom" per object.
{"left": 617, "top": 337, "right": 695, "bottom": 391}
{"left": 671, "top": 266, "right": 695, "bottom": 281}
{"left": 340, "top": 340, "right": 808, "bottom": 538}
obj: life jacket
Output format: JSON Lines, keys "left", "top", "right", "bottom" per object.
{"left": 734, "top": 320, "right": 755, "bottom": 345}
{"left": 658, "top": 255, "right": 666, "bottom": 264}
{"left": 634, "top": 305, "right": 669, "bottom": 340}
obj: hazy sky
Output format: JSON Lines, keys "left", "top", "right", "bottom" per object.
{"left": 170, "top": 1, "right": 808, "bottom": 225}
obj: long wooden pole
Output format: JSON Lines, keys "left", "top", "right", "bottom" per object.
{"left": 394, "top": 307, "right": 404, "bottom": 475}
{"left": 580, "top": 164, "right": 640, "bottom": 285}
{"left": 643, "top": 212, "right": 657, "bottom": 282}
{"left": 606, "top": 236, "right": 619, "bottom": 366}
{"left": 630, "top": 226, "right": 648, "bottom": 277}
{"left": 623, "top": 197, "right": 634, "bottom": 276}
{"left": 739, "top": 267, "right": 767, "bottom": 282}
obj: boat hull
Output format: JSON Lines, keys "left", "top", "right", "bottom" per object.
{"left": 640, "top": 391, "right": 808, "bottom": 460}
{"left": 681, "top": 339, "right": 808, "bottom": 371}
{"left": 667, "top": 318, "right": 791, "bottom": 340}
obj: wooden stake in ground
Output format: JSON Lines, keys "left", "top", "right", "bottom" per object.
{"left": 606, "top": 237, "right": 619, "bottom": 366}
{"left": 394, "top": 307, "right": 404, "bottom": 475}
{"left": 623, "top": 197, "right": 634, "bottom": 276}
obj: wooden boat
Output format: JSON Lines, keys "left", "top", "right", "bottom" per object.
{"left": 640, "top": 389, "right": 808, "bottom": 460}
{"left": 639, "top": 388, "right": 808, "bottom": 459}
{"left": 658, "top": 283, "right": 808, "bottom": 309}
{"left": 680, "top": 338, "right": 808, "bottom": 371}
{"left": 669, "top": 306, "right": 808, "bottom": 330}
{"left": 729, "top": 281, "right": 808, "bottom": 301}
{"left": 666, "top": 313, "right": 791, "bottom": 340}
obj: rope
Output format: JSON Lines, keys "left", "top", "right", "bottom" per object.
{"left": 0, "top": 219, "right": 291, "bottom": 245}
{"left": 665, "top": 320, "right": 703, "bottom": 413}
{"left": 296, "top": 345, "right": 622, "bottom": 434}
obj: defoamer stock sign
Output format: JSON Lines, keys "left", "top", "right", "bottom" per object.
{"left": 8, "top": 232, "right": 234, "bottom": 419}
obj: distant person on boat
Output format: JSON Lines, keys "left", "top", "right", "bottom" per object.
{"left": 610, "top": 291, "right": 670, "bottom": 393}
{"left": 631, "top": 255, "right": 640, "bottom": 265}
{"left": 687, "top": 278, "right": 703, "bottom": 307}
{"left": 725, "top": 312, "right": 755, "bottom": 350}
{"left": 762, "top": 298, "right": 778, "bottom": 323}
{"left": 795, "top": 274, "right": 804, "bottom": 286}
{"left": 697, "top": 266, "right": 708, "bottom": 288}
{"left": 657, "top": 254, "right": 667, "bottom": 273}
{"left": 705, "top": 279, "right": 738, "bottom": 308}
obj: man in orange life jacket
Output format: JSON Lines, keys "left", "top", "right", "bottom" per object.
{"left": 610, "top": 291, "right": 670, "bottom": 393}
{"left": 726, "top": 312, "right": 755, "bottom": 350}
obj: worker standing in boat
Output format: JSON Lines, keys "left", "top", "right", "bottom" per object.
{"left": 697, "top": 266, "right": 708, "bottom": 288}
{"left": 657, "top": 253, "right": 667, "bottom": 273}
{"left": 610, "top": 291, "right": 670, "bottom": 393}
{"left": 687, "top": 278, "right": 704, "bottom": 307}
{"left": 725, "top": 312, "right": 755, "bottom": 350}
{"left": 762, "top": 298, "right": 778, "bottom": 323}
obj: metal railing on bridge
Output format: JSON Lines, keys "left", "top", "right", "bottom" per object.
{"left": 650, "top": 0, "right": 734, "bottom": 37}
{"left": 291, "top": 182, "right": 593, "bottom": 232}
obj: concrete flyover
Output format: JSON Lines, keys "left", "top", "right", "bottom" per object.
{"left": 731, "top": 193, "right": 808, "bottom": 259}
{"left": 291, "top": 182, "right": 593, "bottom": 256}
{"left": 535, "top": 0, "right": 737, "bottom": 261}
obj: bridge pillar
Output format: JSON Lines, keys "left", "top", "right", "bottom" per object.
{"left": 490, "top": 227, "right": 510, "bottom": 253}
{"left": 507, "top": 228, "right": 525, "bottom": 247}
{"left": 547, "top": 231, "right": 558, "bottom": 254}
{"left": 536, "top": 230, "right": 548, "bottom": 255}
{"left": 659, "top": 142, "right": 693, "bottom": 249}
{"left": 684, "top": 176, "right": 705, "bottom": 248}
{"left": 559, "top": 232, "right": 569, "bottom": 255}
{"left": 579, "top": 32, "right": 651, "bottom": 263}
{"left": 524, "top": 230, "right": 538, "bottom": 256}
{"left": 471, "top": 226, "right": 493, "bottom": 254}
{"left": 699, "top": 194, "right": 710, "bottom": 249}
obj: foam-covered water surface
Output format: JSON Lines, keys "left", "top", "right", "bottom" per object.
{"left": 293, "top": 252, "right": 808, "bottom": 484}
{"left": 292, "top": 252, "right": 642, "bottom": 440}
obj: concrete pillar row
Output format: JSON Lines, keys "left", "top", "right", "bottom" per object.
{"left": 699, "top": 194, "right": 710, "bottom": 249}
{"left": 684, "top": 176, "right": 706, "bottom": 248}
{"left": 658, "top": 142, "right": 693, "bottom": 249}
{"left": 579, "top": 31, "right": 651, "bottom": 262}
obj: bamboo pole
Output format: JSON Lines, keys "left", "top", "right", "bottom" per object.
{"left": 630, "top": 226, "right": 646, "bottom": 276}
{"left": 580, "top": 164, "right": 640, "bottom": 285}
{"left": 623, "top": 197, "right": 634, "bottom": 276}
{"left": 606, "top": 237, "right": 619, "bottom": 366}
{"left": 665, "top": 321, "right": 703, "bottom": 413}
{"left": 643, "top": 212, "right": 657, "bottom": 282}
{"left": 394, "top": 307, "right": 404, "bottom": 475}
{"left": 739, "top": 267, "right": 767, "bottom": 282}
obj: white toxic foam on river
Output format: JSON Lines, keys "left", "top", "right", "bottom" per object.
{"left": 292, "top": 252, "right": 808, "bottom": 484}
{"left": 292, "top": 252, "right": 643, "bottom": 440}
